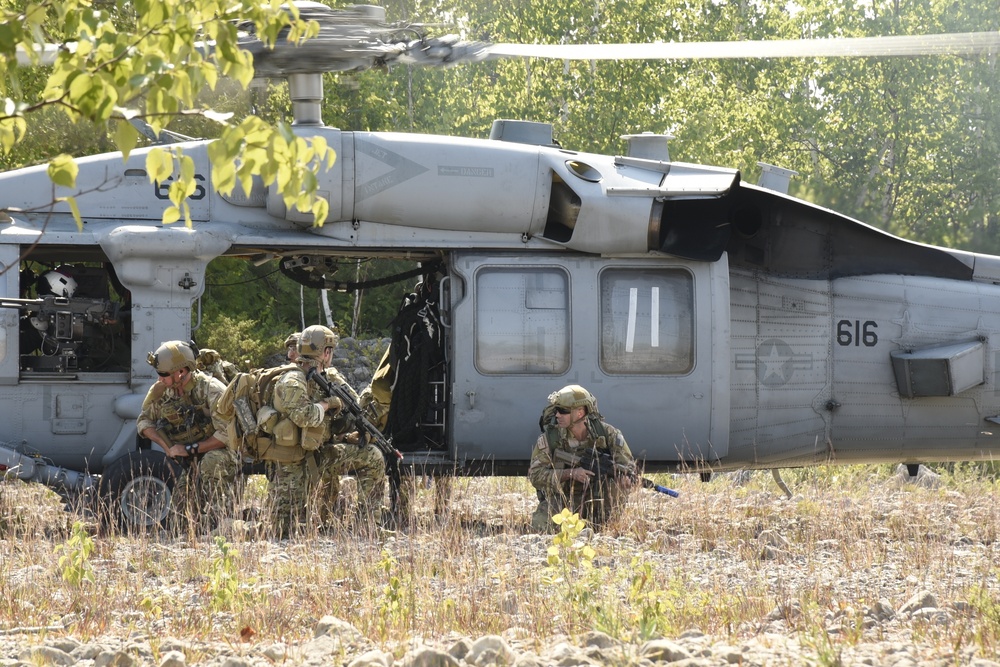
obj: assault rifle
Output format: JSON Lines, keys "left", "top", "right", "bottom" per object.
{"left": 306, "top": 367, "right": 403, "bottom": 515}
{"left": 578, "top": 449, "right": 680, "bottom": 498}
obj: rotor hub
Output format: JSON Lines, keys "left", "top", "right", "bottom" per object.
{"left": 240, "top": 1, "right": 490, "bottom": 79}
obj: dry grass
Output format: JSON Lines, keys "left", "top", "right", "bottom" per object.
{"left": 2, "top": 464, "right": 1000, "bottom": 659}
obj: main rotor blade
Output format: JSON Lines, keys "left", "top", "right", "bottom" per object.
{"left": 17, "top": 29, "right": 998, "bottom": 74}
{"left": 487, "top": 31, "right": 1000, "bottom": 61}
{"left": 15, "top": 43, "right": 61, "bottom": 66}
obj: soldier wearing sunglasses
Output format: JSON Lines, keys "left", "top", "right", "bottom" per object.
{"left": 529, "top": 384, "right": 637, "bottom": 532}
{"left": 138, "top": 340, "right": 239, "bottom": 533}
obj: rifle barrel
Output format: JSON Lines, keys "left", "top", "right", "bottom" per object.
{"left": 642, "top": 478, "right": 680, "bottom": 498}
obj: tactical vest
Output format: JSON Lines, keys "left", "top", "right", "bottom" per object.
{"left": 148, "top": 383, "right": 215, "bottom": 445}
{"left": 540, "top": 407, "right": 610, "bottom": 461}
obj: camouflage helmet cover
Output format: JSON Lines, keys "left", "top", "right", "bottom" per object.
{"left": 148, "top": 340, "right": 197, "bottom": 373}
{"left": 547, "top": 384, "right": 598, "bottom": 411}
{"left": 197, "top": 348, "right": 222, "bottom": 367}
{"left": 283, "top": 332, "right": 301, "bottom": 349}
{"left": 297, "top": 325, "right": 338, "bottom": 359}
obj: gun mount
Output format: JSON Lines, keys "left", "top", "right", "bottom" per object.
{"left": 1, "top": 296, "right": 122, "bottom": 374}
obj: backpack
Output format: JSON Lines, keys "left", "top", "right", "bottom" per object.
{"left": 214, "top": 363, "right": 306, "bottom": 463}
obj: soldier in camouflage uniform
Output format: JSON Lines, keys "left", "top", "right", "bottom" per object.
{"left": 358, "top": 346, "right": 392, "bottom": 430}
{"left": 269, "top": 326, "right": 386, "bottom": 536}
{"left": 284, "top": 332, "right": 300, "bottom": 363}
{"left": 137, "top": 340, "right": 240, "bottom": 532}
{"left": 196, "top": 348, "right": 239, "bottom": 384}
{"left": 529, "top": 384, "right": 637, "bottom": 532}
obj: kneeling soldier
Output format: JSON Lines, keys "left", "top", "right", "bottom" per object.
{"left": 269, "top": 326, "right": 386, "bottom": 536}
{"left": 138, "top": 341, "right": 239, "bottom": 532}
{"left": 529, "top": 384, "right": 637, "bottom": 532}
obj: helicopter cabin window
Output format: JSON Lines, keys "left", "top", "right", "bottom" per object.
{"left": 475, "top": 267, "right": 570, "bottom": 374}
{"left": 12, "top": 253, "right": 132, "bottom": 375}
{"left": 599, "top": 269, "right": 694, "bottom": 375}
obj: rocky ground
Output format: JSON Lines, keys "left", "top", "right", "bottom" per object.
{"left": 3, "top": 466, "right": 1000, "bottom": 666}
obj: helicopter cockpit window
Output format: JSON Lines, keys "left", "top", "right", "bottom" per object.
{"left": 475, "top": 267, "right": 570, "bottom": 374}
{"left": 599, "top": 269, "right": 694, "bottom": 375}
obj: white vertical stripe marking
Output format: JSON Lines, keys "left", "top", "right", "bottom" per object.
{"left": 651, "top": 286, "right": 660, "bottom": 348}
{"left": 626, "top": 287, "right": 638, "bottom": 353}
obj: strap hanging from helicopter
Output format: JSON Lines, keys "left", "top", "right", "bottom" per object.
{"left": 279, "top": 257, "right": 443, "bottom": 293}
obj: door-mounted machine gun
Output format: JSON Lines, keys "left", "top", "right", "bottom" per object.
{"left": 1, "top": 296, "right": 121, "bottom": 373}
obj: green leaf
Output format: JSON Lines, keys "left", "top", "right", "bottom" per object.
{"left": 0, "top": 116, "right": 27, "bottom": 154}
{"left": 114, "top": 119, "right": 140, "bottom": 162}
{"left": 311, "top": 196, "right": 329, "bottom": 226}
{"left": 47, "top": 154, "right": 78, "bottom": 188}
{"left": 161, "top": 205, "right": 180, "bottom": 225}
{"left": 146, "top": 148, "right": 173, "bottom": 184}
{"left": 180, "top": 154, "right": 195, "bottom": 182}
{"left": 60, "top": 196, "right": 84, "bottom": 230}
{"left": 213, "top": 159, "right": 235, "bottom": 195}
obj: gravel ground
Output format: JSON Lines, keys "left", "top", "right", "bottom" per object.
{"left": 2, "top": 465, "right": 1000, "bottom": 666}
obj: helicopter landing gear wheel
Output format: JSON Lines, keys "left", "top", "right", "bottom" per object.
{"left": 98, "top": 450, "right": 180, "bottom": 533}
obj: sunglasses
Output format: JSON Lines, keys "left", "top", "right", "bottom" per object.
{"left": 157, "top": 371, "right": 172, "bottom": 378}
{"left": 554, "top": 407, "right": 572, "bottom": 415}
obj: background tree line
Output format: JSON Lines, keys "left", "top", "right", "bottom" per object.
{"left": 3, "top": 0, "right": 998, "bottom": 365}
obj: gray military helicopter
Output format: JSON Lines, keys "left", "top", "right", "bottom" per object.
{"left": 3, "top": 3, "right": 1000, "bottom": 530}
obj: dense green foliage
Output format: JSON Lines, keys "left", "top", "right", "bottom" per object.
{"left": 3, "top": 0, "right": 998, "bottom": 354}
{"left": 197, "top": 257, "right": 414, "bottom": 366}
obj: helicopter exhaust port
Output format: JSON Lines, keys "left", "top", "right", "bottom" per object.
{"left": 536, "top": 150, "right": 741, "bottom": 256}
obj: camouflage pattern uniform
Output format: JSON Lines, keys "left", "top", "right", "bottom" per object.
{"left": 358, "top": 385, "right": 390, "bottom": 431}
{"left": 137, "top": 371, "right": 239, "bottom": 530}
{"left": 529, "top": 386, "right": 636, "bottom": 532}
{"left": 270, "top": 363, "right": 386, "bottom": 535}
{"left": 196, "top": 348, "right": 239, "bottom": 384}
{"left": 316, "top": 367, "right": 386, "bottom": 527}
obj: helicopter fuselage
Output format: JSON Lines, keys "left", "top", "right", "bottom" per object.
{"left": 1, "top": 121, "right": 999, "bottom": 487}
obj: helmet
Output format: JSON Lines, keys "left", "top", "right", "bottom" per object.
{"left": 197, "top": 348, "right": 222, "bottom": 368}
{"left": 297, "top": 325, "right": 338, "bottom": 359}
{"left": 284, "top": 332, "right": 301, "bottom": 349}
{"left": 147, "top": 340, "right": 197, "bottom": 373}
{"left": 547, "top": 384, "right": 598, "bottom": 412}
{"left": 40, "top": 270, "right": 77, "bottom": 298}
